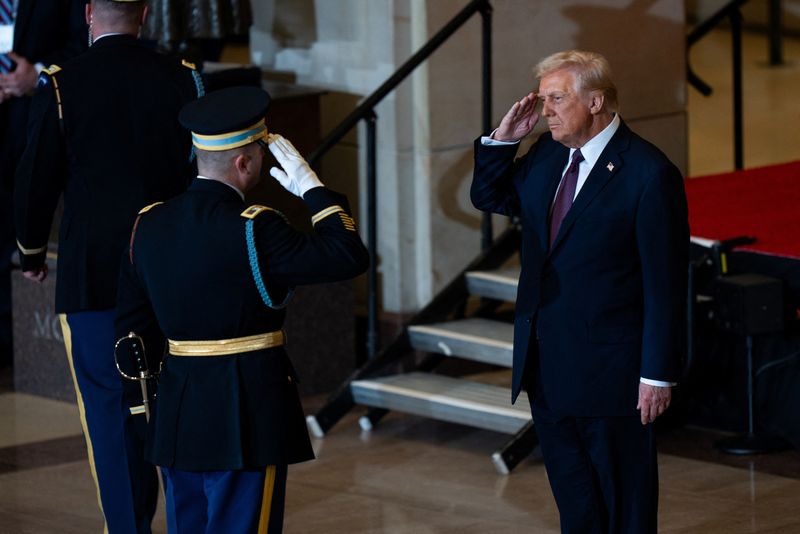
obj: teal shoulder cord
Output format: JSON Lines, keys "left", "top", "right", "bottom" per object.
{"left": 191, "top": 69, "right": 205, "bottom": 98}
{"left": 188, "top": 69, "right": 206, "bottom": 163}
{"left": 245, "top": 219, "right": 293, "bottom": 309}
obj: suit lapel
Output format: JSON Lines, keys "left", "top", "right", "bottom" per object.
{"left": 549, "top": 121, "right": 632, "bottom": 253}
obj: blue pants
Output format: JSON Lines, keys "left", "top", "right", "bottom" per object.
{"left": 162, "top": 465, "right": 288, "bottom": 533}
{"left": 61, "top": 310, "right": 159, "bottom": 534}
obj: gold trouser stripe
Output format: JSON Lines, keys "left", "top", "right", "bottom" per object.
{"left": 51, "top": 75, "right": 63, "bottom": 121}
{"left": 60, "top": 315, "right": 109, "bottom": 533}
{"left": 311, "top": 205, "right": 345, "bottom": 225}
{"left": 168, "top": 331, "right": 284, "bottom": 357}
{"left": 258, "top": 465, "right": 277, "bottom": 534}
{"left": 16, "top": 239, "right": 47, "bottom": 256}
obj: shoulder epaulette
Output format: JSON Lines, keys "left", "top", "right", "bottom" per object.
{"left": 138, "top": 202, "right": 163, "bottom": 215}
{"left": 129, "top": 203, "right": 162, "bottom": 263}
{"left": 38, "top": 65, "right": 65, "bottom": 131}
{"left": 181, "top": 59, "right": 197, "bottom": 70}
{"left": 43, "top": 64, "right": 62, "bottom": 76}
{"left": 241, "top": 205, "right": 274, "bottom": 219}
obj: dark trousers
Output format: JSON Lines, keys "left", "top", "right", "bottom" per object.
{"left": 162, "top": 465, "right": 289, "bottom": 533}
{"left": 61, "top": 310, "right": 159, "bottom": 534}
{"left": 527, "top": 365, "right": 658, "bottom": 534}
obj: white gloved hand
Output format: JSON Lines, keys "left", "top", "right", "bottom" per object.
{"left": 267, "top": 134, "right": 323, "bottom": 197}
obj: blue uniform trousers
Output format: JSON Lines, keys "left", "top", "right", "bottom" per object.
{"left": 162, "top": 465, "right": 288, "bottom": 533}
{"left": 61, "top": 310, "right": 159, "bottom": 534}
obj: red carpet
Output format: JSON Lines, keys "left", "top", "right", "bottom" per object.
{"left": 685, "top": 161, "right": 800, "bottom": 259}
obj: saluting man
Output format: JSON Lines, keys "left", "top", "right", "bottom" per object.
{"left": 13, "top": 1, "right": 203, "bottom": 532}
{"left": 471, "top": 50, "right": 688, "bottom": 533}
{"left": 114, "top": 86, "right": 368, "bottom": 534}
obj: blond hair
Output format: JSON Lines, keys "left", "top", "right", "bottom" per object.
{"left": 534, "top": 50, "right": 618, "bottom": 113}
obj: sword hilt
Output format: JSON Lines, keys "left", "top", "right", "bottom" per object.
{"left": 114, "top": 332, "right": 151, "bottom": 381}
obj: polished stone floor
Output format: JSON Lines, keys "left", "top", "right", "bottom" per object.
{"left": 1, "top": 388, "right": 800, "bottom": 533}
{"left": 2, "top": 28, "right": 800, "bottom": 534}
{"left": 686, "top": 27, "right": 800, "bottom": 176}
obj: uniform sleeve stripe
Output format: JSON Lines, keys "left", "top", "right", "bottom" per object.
{"left": 16, "top": 240, "right": 47, "bottom": 256}
{"left": 311, "top": 205, "right": 345, "bottom": 225}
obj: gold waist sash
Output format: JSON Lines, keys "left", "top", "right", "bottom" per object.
{"left": 168, "top": 331, "right": 284, "bottom": 357}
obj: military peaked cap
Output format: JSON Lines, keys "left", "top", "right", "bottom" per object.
{"left": 179, "top": 86, "right": 271, "bottom": 151}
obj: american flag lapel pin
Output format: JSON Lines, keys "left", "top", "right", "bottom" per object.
{"left": 606, "top": 162, "right": 615, "bottom": 172}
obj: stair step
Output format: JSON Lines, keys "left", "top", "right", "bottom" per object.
{"left": 351, "top": 372, "right": 530, "bottom": 434}
{"left": 408, "top": 318, "right": 513, "bottom": 367}
{"left": 466, "top": 267, "right": 520, "bottom": 302}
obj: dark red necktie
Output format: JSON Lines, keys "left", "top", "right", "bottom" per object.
{"left": 549, "top": 149, "right": 584, "bottom": 248}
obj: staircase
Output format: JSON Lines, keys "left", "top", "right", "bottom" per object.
{"left": 306, "top": 227, "right": 539, "bottom": 475}
{"left": 300, "top": 0, "right": 538, "bottom": 475}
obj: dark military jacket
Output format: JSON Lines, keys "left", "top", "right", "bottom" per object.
{"left": 0, "top": 0, "right": 86, "bottom": 188}
{"left": 14, "top": 34, "right": 202, "bottom": 313}
{"left": 115, "top": 178, "right": 368, "bottom": 471}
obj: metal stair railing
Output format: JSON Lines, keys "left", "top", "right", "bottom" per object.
{"left": 686, "top": 0, "right": 785, "bottom": 171}
{"left": 306, "top": 226, "right": 521, "bottom": 439}
{"left": 306, "top": 0, "right": 494, "bottom": 361}
{"left": 687, "top": 0, "right": 749, "bottom": 171}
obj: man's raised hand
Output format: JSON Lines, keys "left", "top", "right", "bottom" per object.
{"left": 493, "top": 92, "right": 540, "bottom": 142}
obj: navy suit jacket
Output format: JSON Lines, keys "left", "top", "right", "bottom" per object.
{"left": 471, "top": 120, "right": 689, "bottom": 417}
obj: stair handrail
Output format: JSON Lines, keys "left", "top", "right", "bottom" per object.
{"left": 307, "top": 0, "right": 491, "bottom": 166}
{"left": 686, "top": 0, "right": 751, "bottom": 170}
{"left": 306, "top": 0, "right": 494, "bottom": 360}
{"left": 687, "top": 0, "right": 749, "bottom": 47}
{"left": 307, "top": 225, "right": 521, "bottom": 438}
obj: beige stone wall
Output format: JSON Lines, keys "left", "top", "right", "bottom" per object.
{"left": 421, "top": 0, "right": 687, "bottom": 306}
{"left": 252, "top": 0, "right": 688, "bottom": 313}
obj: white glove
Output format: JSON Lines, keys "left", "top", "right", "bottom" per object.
{"left": 267, "top": 134, "right": 323, "bottom": 197}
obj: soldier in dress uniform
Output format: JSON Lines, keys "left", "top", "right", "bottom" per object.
{"left": 114, "top": 86, "right": 369, "bottom": 533}
{"left": 13, "top": 1, "right": 203, "bottom": 532}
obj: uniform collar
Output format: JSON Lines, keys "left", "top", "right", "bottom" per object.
{"left": 192, "top": 176, "right": 245, "bottom": 201}
{"left": 89, "top": 33, "right": 141, "bottom": 49}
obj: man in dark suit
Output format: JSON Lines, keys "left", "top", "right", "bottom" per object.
{"left": 114, "top": 86, "right": 368, "bottom": 533}
{"left": 0, "top": 0, "right": 86, "bottom": 367}
{"left": 471, "top": 50, "right": 688, "bottom": 533}
{"left": 14, "top": 1, "right": 203, "bottom": 531}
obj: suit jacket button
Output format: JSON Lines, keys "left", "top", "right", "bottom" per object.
{"left": 287, "top": 376, "right": 293, "bottom": 382}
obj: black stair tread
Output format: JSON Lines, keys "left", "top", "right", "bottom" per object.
{"left": 351, "top": 372, "right": 530, "bottom": 434}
